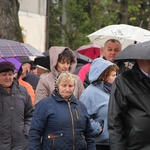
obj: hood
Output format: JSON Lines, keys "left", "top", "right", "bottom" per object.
{"left": 89, "top": 58, "right": 115, "bottom": 83}
{"left": 49, "top": 46, "right": 77, "bottom": 76}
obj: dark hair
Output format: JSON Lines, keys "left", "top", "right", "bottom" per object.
{"left": 58, "top": 48, "right": 74, "bottom": 63}
{"left": 30, "top": 65, "right": 37, "bottom": 70}
{"left": 0, "top": 62, "right": 15, "bottom": 73}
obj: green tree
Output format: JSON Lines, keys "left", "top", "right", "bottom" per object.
{"left": 49, "top": 0, "right": 150, "bottom": 50}
{"left": 128, "top": 0, "right": 150, "bottom": 29}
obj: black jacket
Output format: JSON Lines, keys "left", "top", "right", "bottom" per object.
{"left": 22, "top": 72, "right": 40, "bottom": 91}
{"left": 108, "top": 63, "right": 150, "bottom": 150}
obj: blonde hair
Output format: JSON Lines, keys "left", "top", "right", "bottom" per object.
{"left": 55, "top": 72, "right": 75, "bottom": 90}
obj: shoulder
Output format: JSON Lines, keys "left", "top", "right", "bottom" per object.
{"left": 38, "top": 72, "right": 54, "bottom": 85}
{"left": 35, "top": 96, "right": 54, "bottom": 108}
{"left": 73, "top": 74, "right": 83, "bottom": 81}
{"left": 28, "top": 72, "right": 40, "bottom": 80}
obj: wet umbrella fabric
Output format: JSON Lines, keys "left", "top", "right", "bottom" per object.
{"left": 0, "top": 57, "right": 22, "bottom": 73}
{"left": 87, "top": 24, "right": 150, "bottom": 49}
{"left": 0, "top": 39, "right": 44, "bottom": 57}
{"left": 34, "top": 50, "right": 92, "bottom": 70}
{"left": 114, "top": 40, "right": 150, "bottom": 61}
{"left": 76, "top": 44, "right": 100, "bottom": 60}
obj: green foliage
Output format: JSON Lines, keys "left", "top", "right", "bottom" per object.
{"left": 48, "top": 0, "right": 150, "bottom": 50}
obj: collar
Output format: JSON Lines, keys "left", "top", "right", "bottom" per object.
{"left": 52, "top": 90, "right": 78, "bottom": 104}
{"left": 132, "top": 63, "right": 150, "bottom": 80}
{"left": 140, "top": 69, "right": 150, "bottom": 78}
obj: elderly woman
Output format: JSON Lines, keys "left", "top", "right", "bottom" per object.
{"left": 28, "top": 72, "right": 96, "bottom": 150}
{"left": 79, "top": 58, "right": 119, "bottom": 150}
{"left": 0, "top": 62, "right": 33, "bottom": 150}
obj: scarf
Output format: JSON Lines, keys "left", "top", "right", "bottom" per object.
{"left": 104, "top": 82, "right": 112, "bottom": 93}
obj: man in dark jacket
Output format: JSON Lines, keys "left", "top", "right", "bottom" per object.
{"left": 108, "top": 59, "right": 150, "bottom": 150}
{"left": 19, "top": 56, "right": 40, "bottom": 91}
{"left": 0, "top": 62, "right": 33, "bottom": 150}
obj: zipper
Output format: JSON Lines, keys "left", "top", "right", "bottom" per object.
{"left": 68, "top": 101, "right": 75, "bottom": 150}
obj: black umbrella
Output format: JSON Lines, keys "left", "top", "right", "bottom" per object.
{"left": 34, "top": 51, "right": 50, "bottom": 70}
{"left": 73, "top": 51, "right": 92, "bottom": 64}
{"left": 34, "top": 50, "right": 92, "bottom": 70}
{"left": 114, "top": 41, "right": 150, "bottom": 62}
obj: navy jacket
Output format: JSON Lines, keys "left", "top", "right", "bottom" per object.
{"left": 28, "top": 90, "right": 96, "bottom": 150}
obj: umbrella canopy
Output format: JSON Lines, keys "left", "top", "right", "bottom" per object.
{"left": 34, "top": 50, "right": 92, "bottom": 70}
{"left": 0, "top": 57, "right": 22, "bottom": 73}
{"left": 76, "top": 44, "right": 100, "bottom": 60}
{"left": 0, "top": 39, "right": 44, "bottom": 57}
{"left": 114, "top": 40, "right": 150, "bottom": 61}
{"left": 34, "top": 51, "right": 50, "bottom": 70}
{"left": 87, "top": 24, "right": 150, "bottom": 49}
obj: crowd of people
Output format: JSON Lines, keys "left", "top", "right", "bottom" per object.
{"left": 0, "top": 39, "right": 150, "bottom": 150}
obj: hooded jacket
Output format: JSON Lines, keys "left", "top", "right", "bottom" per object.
{"left": 35, "top": 46, "right": 84, "bottom": 104}
{"left": 0, "top": 80, "right": 33, "bottom": 150}
{"left": 28, "top": 90, "right": 96, "bottom": 150}
{"left": 108, "top": 63, "right": 150, "bottom": 150}
{"left": 79, "top": 58, "right": 115, "bottom": 146}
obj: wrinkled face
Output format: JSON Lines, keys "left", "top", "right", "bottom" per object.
{"left": 103, "top": 41, "right": 121, "bottom": 62}
{"left": 106, "top": 70, "right": 117, "bottom": 84}
{"left": 0, "top": 71, "right": 14, "bottom": 88}
{"left": 58, "top": 79, "right": 74, "bottom": 100}
{"left": 56, "top": 60, "right": 71, "bottom": 72}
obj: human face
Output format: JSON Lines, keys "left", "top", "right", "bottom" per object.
{"left": 22, "top": 63, "right": 31, "bottom": 75}
{"left": 103, "top": 41, "right": 121, "bottom": 62}
{"left": 106, "top": 70, "right": 117, "bottom": 84}
{"left": 56, "top": 60, "right": 71, "bottom": 72}
{"left": 137, "top": 60, "right": 150, "bottom": 75}
{"left": 0, "top": 71, "right": 14, "bottom": 88}
{"left": 31, "top": 68, "right": 38, "bottom": 75}
{"left": 58, "top": 79, "right": 75, "bottom": 100}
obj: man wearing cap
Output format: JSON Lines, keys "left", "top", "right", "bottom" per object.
{"left": 0, "top": 62, "right": 33, "bottom": 150}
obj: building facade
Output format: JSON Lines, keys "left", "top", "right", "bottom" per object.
{"left": 18, "top": 0, "right": 48, "bottom": 53}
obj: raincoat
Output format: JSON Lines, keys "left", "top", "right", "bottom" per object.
{"left": 108, "top": 63, "right": 150, "bottom": 150}
{"left": 35, "top": 46, "right": 84, "bottom": 104}
{"left": 79, "top": 58, "right": 115, "bottom": 146}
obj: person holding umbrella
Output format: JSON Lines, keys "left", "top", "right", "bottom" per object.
{"left": 108, "top": 41, "right": 150, "bottom": 150}
{"left": 34, "top": 46, "right": 84, "bottom": 105}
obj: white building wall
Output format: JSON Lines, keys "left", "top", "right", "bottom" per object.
{"left": 18, "top": 0, "right": 47, "bottom": 53}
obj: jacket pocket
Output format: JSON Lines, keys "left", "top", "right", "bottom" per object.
{"left": 47, "top": 133, "right": 63, "bottom": 150}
